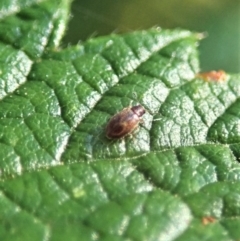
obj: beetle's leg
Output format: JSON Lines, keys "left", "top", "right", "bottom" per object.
{"left": 139, "top": 118, "right": 144, "bottom": 124}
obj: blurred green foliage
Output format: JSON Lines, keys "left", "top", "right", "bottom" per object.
{"left": 63, "top": 0, "right": 240, "bottom": 73}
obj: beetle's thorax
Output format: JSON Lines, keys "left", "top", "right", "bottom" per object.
{"left": 131, "top": 105, "right": 145, "bottom": 117}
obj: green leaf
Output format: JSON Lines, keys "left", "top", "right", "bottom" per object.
{"left": 0, "top": 1, "right": 240, "bottom": 240}
{"left": 0, "top": 0, "right": 71, "bottom": 58}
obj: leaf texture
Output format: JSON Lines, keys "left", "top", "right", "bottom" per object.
{"left": 0, "top": 1, "right": 240, "bottom": 240}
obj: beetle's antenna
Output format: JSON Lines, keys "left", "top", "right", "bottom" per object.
{"left": 152, "top": 118, "right": 162, "bottom": 122}
{"left": 132, "top": 92, "right": 137, "bottom": 100}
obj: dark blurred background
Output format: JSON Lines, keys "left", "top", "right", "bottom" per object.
{"left": 63, "top": 0, "right": 240, "bottom": 73}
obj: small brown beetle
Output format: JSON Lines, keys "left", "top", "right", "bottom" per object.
{"left": 106, "top": 105, "right": 146, "bottom": 139}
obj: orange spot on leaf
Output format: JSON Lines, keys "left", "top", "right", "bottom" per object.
{"left": 197, "top": 70, "right": 227, "bottom": 82}
{"left": 202, "top": 216, "right": 216, "bottom": 225}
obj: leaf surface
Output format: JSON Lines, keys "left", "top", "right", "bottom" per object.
{"left": 0, "top": 1, "right": 240, "bottom": 240}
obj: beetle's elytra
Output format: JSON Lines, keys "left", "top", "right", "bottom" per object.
{"left": 106, "top": 105, "right": 146, "bottom": 139}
